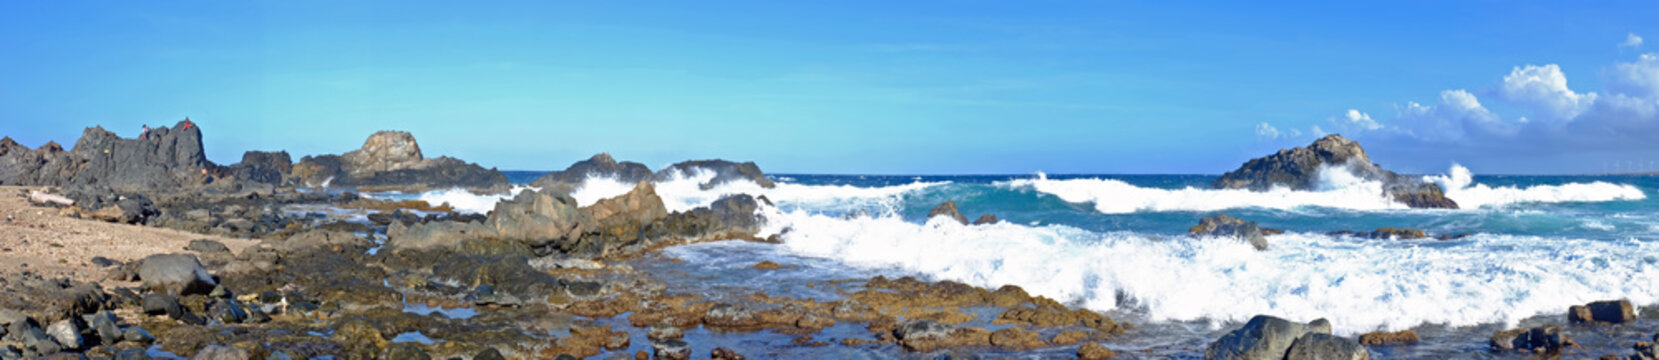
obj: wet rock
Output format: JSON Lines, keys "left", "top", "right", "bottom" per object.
{"left": 473, "top": 348, "right": 506, "bottom": 360}
{"left": 143, "top": 294, "right": 184, "bottom": 318}
{"left": 1213, "top": 134, "right": 1457, "bottom": 209}
{"left": 1357, "top": 330, "right": 1418, "bottom": 345}
{"left": 45, "top": 319, "right": 83, "bottom": 350}
{"left": 647, "top": 325, "right": 685, "bottom": 341}
{"left": 927, "top": 201, "right": 969, "bottom": 225}
{"left": 704, "top": 303, "right": 761, "bottom": 329}
{"left": 1189, "top": 214, "right": 1272, "bottom": 250}
{"left": 1285, "top": 333, "right": 1369, "bottom": 360}
{"left": 122, "top": 327, "right": 155, "bottom": 345}
{"left": 893, "top": 319, "right": 991, "bottom": 352}
{"left": 1205, "top": 315, "right": 1332, "bottom": 360}
{"left": 651, "top": 339, "right": 691, "bottom": 360}
{"left": 1078, "top": 342, "right": 1117, "bottom": 360}
{"left": 83, "top": 311, "right": 121, "bottom": 346}
{"left": 1328, "top": 228, "right": 1427, "bottom": 240}
{"left": 331, "top": 319, "right": 389, "bottom": 358}
{"left": 137, "top": 253, "right": 217, "bottom": 296}
{"left": 382, "top": 343, "right": 430, "bottom": 360}
{"left": 1569, "top": 300, "right": 1635, "bottom": 325}
{"left": 1490, "top": 324, "right": 1571, "bottom": 355}
{"left": 1051, "top": 329, "right": 1092, "bottom": 346}
{"left": 972, "top": 214, "right": 999, "bottom": 225}
{"left": 186, "top": 240, "right": 230, "bottom": 254}
{"left": 710, "top": 347, "right": 745, "bottom": 360}
{"left": 989, "top": 327, "right": 1047, "bottom": 350}
{"left": 752, "top": 261, "right": 782, "bottom": 270}
{"left": 190, "top": 345, "right": 249, "bottom": 360}
{"left": 655, "top": 159, "right": 776, "bottom": 189}
{"left": 207, "top": 299, "right": 248, "bottom": 324}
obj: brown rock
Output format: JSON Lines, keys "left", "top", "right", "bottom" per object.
{"left": 972, "top": 214, "right": 999, "bottom": 225}
{"left": 1051, "top": 329, "right": 1092, "bottom": 345}
{"left": 1568, "top": 300, "right": 1635, "bottom": 325}
{"left": 753, "top": 261, "right": 782, "bottom": 270}
{"left": 928, "top": 201, "right": 970, "bottom": 225}
{"left": 1078, "top": 342, "right": 1117, "bottom": 359}
{"left": 1357, "top": 330, "right": 1419, "bottom": 345}
{"left": 990, "top": 327, "right": 1048, "bottom": 350}
{"left": 710, "top": 347, "right": 745, "bottom": 360}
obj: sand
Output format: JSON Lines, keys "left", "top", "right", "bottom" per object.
{"left": 0, "top": 186, "right": 257, "bottom": 285}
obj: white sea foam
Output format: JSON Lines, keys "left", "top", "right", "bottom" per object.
{"left": 1003, "top": 166, "right": 1407, "bottom": 213}
{"left": 571, "top": 168, "right": 946, "bottom": 213}
{"left": 1425, "top": 164, "right": 1648, "bottom": 209}
{"left": 416, "top": 186, "right": 534, "bottom": 214}
{"left": 764, "top": 210, "right": 1659, "bottom": 334}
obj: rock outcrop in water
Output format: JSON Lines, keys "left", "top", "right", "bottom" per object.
{"left": 1213, "top": 134, "right": 1458, "bottom": 209}
{"left": 531, "top": 154, "right": 778, "bottom": 196}
{"left": 1490, "top": 324, "right": 1573, "bottom": 355}
{"left": 1568, "top": 300, "right": 1635, "bottom": 325}
{"left": 1206, "top": 315, "right": 1369, "bottom": 360}
{"left": 1190, "top": 214, "right": 1277, "bottom": 250}
{"left": 292, "top": 130, "right": 509, "bottom": 192}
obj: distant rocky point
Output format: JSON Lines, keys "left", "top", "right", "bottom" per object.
{"left": 292, "top": 130, "right": 509, "bottom": 192}
{"left": 532, "top": 153, "right": 776, "bottom": 196}
{"left": 1214, "top": 134, "right": 1458, "bottom": 209}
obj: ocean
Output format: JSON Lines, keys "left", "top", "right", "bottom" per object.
{"left": 411, "top": 166, "right": 1658, "bottom": 358}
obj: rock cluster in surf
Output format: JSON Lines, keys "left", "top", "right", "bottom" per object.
{"left": 1213, "top": 134, "right": 1458, "bottom": 209}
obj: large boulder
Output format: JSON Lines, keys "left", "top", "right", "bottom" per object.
{"left": 655, "top": 159, "right": 775, "bottom": 189}
{"left": 485, "top": 189, "right": 591, "bottom": 252}
{"left": 1284, "top": 333, "right": 1369, "bottom": 360}
{"left": 1489, "top": 324, "right": 1571, "bottom": 355}
{"left": 137, "top": 253, "right": 218, "bottom": 296}
{"left": 226, "top": 150, "right": 292, "bottom": 185}
{"left": 563, "top": 181, "right": 670, "bottom": 257}
{"left": 1205, "top": 315, "right": 1332, "bottom": 360}
{"left": 1213, "top": 134, "right": 1457, "bottom": 209}
{"left": 291, "top": 130, "right": 508, "bottom": 192}
{"left": 530, "top": 153, "right": 654, "bottom": 195}
{"left": 1190, "top": 214, "right": 1274, "bottom": 250}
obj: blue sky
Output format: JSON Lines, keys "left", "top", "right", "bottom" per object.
{"left": 3, "top": 1, "right": 1658, "bottom": 174}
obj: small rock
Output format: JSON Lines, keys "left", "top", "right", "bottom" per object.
{"left": 382, "top": 343, "right": 430, "bottom": 360}
{"left": 711, "top": 347, "right": 744, "bottom": 360}
{"left": 473, "top": 348, "right": 506, "bottom": 360}
{"left": 1206, "top": 315, "right": 1332, "bottom": 360}
{"left": 1190, "top": 214, "right": 1274, "bottom": 250}
{"left": 185, "top": 240, "right": 230, "bottom": 254}
{"left": 142, "top": 294, "right": 183, "bottom": 318}
{"left": 1357, "top": 330, "right": 1418, "bottom": 346}
{"left": 122, "top": 327, "right": 155, "bottom": 344}
{"left": 1078, "top": 342, "right": 1117, "bottom": 360}
{"left": 191, "top": 345, "right": 250, "bottom": 360}
{"left": 972, "top": 214, "right": 999, "bottom": 225}
{"left": 45, "top": 319, "right": 83, "bottom": 351}
{"left": 1568, "top": 300, "right": 1635, "bottom": 325}
{"left": 208, "top": 285, "right": 232, "bottom": 299}
{"left": 989, "top": 327, "right": 1047, "bottom": 350}
{"left": 84, "top": 311, "right": 121, "bottom": 346}
{"left": 652, "top": 339, "right": 691, "bottom": 360}
{"left": 648, "top": 325, "right": 685, "bottom": 341}
{"left": 1490, "top": 324, "right": 1571, "bottom": 355}
{"left": 207, "top": 299, "right": 249, "bottom": 324}
{"left": 752, "top": 261, "right": 782, "bottom": 270}
{"left": 89, "top": 257, "right": 121, "bottom": 268}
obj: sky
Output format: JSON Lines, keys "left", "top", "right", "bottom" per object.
{"left": 3, "top": 1, "right": 1659, "bottom": 175}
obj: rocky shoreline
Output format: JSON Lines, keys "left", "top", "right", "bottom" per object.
{"left": 1, "top": 123, "right": 1654, "bottom": 359}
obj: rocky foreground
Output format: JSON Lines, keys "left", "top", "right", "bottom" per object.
{"left": 0, "top": 122, "right": 1653, "bottom": 359}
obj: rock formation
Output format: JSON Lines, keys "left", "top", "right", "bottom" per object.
{"left": 530, "top": 153, "right": 654, "bottom": 195}
{"left": 1214, "top": 134, "right": 1458, "bottom": 209}
{"left": 1207, "top": 315, "right": 1369, "bottom": 360}
{"left": 1190, "top": 214, "right": 1277, "bottom": 250}
{"left": 0, "top": 121, "right": 215, "bottom": 193}
{"left": 291, "top": 130, "right": 508, "bottom": 192}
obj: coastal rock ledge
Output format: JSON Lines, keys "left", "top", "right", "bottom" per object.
{"left": 1213, "top": 134, "right": 1458, "bottom": 209}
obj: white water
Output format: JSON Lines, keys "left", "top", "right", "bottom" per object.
{"left": 416, "top": 186, "right": 534, "bottom": 214}
{"left": 1004, "top": 166, "right": 1408, "bottom": 213}
{"left": 1426, "top": 164, "right": 1648, "bottom": 209}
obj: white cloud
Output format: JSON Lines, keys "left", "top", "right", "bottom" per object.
{"left": 1605, "top": 54, "right": 1659, "bottom": 99}
{"left": 1621, "top": 33, "right": 1644, "bottom": 49}
{"left": 1497, "top": 64, "right": 1597, "bottom": 121}
{"left": 1255, "top": 122, "right": 1302, "bottom": 140}
{"left": 1394, "top": 89, "right": 1514, "bottom": 143}
{"left": 1330, "top": 109, "right": 1382, "bottom": 131}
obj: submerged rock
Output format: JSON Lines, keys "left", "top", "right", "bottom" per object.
{"left": 1205, "top": 315, "right": 1332, "bottom": 360}
{"left": 1569, "top": 300, "right": 1635, "bottom": 325}
{"left": 1190, "top": 214, "right": 1273, "bottom": 250}
{"left": 928, "top": 201, "right": 970, "bottom": 225}
{"left": 1213, "top": 134, "right": 1458, "bottom": 209}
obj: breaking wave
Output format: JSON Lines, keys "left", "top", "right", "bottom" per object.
{"left": 1003, "top": 166, "right": 1407, "bottom": 213}
{"left": 415, "top": 186, "right": 533, "bottom": 214}
{"left": 1426, "top": 164, "right": 1647, "bottom": 209}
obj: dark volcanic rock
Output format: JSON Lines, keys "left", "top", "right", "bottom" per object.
{"left": 531, "top": 153, "right": 655, "bottom": 195}
{"left": 1490, "top": 324, "right": 1571, "bottom": 355}
{"left": 1285, "top": 333, "right": 1369, "bottom": 360}
{"left": 1190, "top": 214, "right": 1274, "bottom": 250}
{"left": 226, "top": 150, "right": 291, "bottom": 185}
{"left": 928, "top": 201, "right": 970, "bottom": 225}
{"left": 1568, "top": 300, "right": 1635, "bottom": 325}
{"left": 972, "top": 214, "right": 999, "bottom": 225}
{"left": 137, "top": 254, "right": 217, "bottom": 296}
{"left": 1213, "top": 134, "right": 1458, "bottom": 209}
{"left": 1205, "top": 315, "right": 1333, "bottom": 360}
{"left": 656, "top": 159, "right": 776, "bottom": 189}
{"left": 0, "top": 121, "right": 219, "bottom": 193}
{"left": 290, "top": 130, "right": 508, "bottom": 192}
{"left": 1327, "top": 228, "right": 1427, "bottom": 240}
